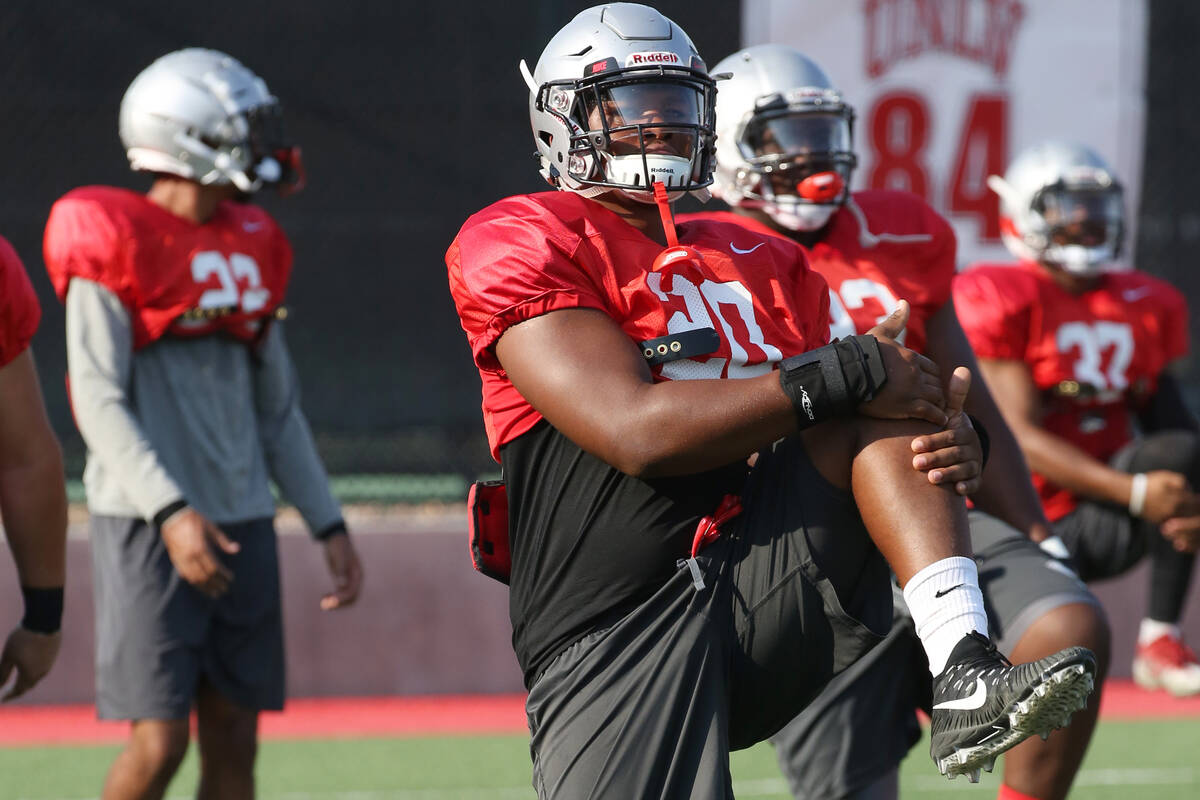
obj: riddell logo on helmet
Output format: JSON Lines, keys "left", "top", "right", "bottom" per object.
{"left": 627, "top": 52, "right": 680, "bottom": 66}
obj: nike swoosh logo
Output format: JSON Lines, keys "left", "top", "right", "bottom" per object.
{"left": 730, "top": 242, "right": 764, "bottom": 255}
{"left": 1122, "top": 287, "right": 1152, "bottom": 302}
{"left": 935, "top": 583, "right": 965, "bottom": 598}
{"left": 932, "top": 676, "right": 988, "bottom": 710}
{"left": 243, "top": 221, "right": 266, "bottom": 232}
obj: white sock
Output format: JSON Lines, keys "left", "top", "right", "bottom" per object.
{"left": 1138, "top": 618, "right": 1181, "bottom": 646}
{"left": 902, "top": 556, "right": 989, "bottom": 675}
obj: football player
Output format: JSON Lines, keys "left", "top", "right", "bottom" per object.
{"left": 0, "top": 237, "right": 68, "bottom": 702}
{"left": 956, "top": 141, "right": 1200, "bottom": 699}
{"left": 44, "top": 49, "right": 362, "bottom": 800}
{"left": 682, "top": 45, "right": 1111, "bottom": 800}
{"left": 446, "top": 5, "right": 1095, "bottom": 797}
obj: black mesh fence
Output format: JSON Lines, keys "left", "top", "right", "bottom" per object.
{"left": 7, "top": 1, "right": 1198, "bottom": 503}
{"left": 3, "top": 0, "right": 740, "bottom": 501}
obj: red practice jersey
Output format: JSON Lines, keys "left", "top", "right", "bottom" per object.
{"left": 954, "top": 261, "right": 1189, "bottom": 520}
{"left": 0, "top": 236, "right": 41, "bottom": 367}
{"left": 682, "top": 191, "right": 956, "bottom": 353}
{"left": 44, "top": 186, "right": 291, "bottom": 350}
{"left": 447, "top": 191, "right": 831, "bottom": 460}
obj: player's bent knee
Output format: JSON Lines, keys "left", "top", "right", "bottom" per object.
{"left": 799, "top": 417, "right": 941, "bottom": 490}
{"left": 1133, "top": 430, "right": 1200, "bottom": 477}
{"left": 852, "top": 416, "right": 941, "bottom": 452}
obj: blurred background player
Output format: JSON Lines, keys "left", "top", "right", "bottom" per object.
{"left": 685, "top": 44, "right": 1109, "bottom": 800}
{"left": 447, "top": 5, "right": 1094, "bottom": 796}
{"left": 956, "top": 141, "right": 1200, "bottom": 698}
{"left": 42, "top": 48, "right": 363, "bottom": 800}
{"left": 0, "top": 236, "right": 68, "bottom": 702}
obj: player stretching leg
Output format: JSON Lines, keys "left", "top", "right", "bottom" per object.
{"left": 684, "top": 45, "right": 1110, "bottom": 799}
{"left": 446, "top": 6, "right": 1094, "bottom": 796}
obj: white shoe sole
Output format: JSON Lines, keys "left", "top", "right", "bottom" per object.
{"left": 1132, "top": 659, "right": 1200, "bottom": 697}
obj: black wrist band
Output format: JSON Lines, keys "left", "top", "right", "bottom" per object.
{"left": 315, "top": 521, "right": 347, "bottom": 541}
{"left": 152, "top": 499, "right": 189, "bottom": 529}
{"left": 967, "top": 414, "right": 991, "bottom": 468}
{"left": 20, "top": 586, "right": 64, "bottom": 634}
{"left": 778, "top": 335, "right": 889, "bottom": 429}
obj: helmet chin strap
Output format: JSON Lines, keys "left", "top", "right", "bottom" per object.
{"left": 650, "top": 181, "right": 708, "bottom": 284}
{"left": 652, "top": 181, "right": 680, "bottom": 247}
{"left": 1047, "top": 244, "right": 1109, "bottom": 276}
{"left": 765, "top": 199, "right": 836, "bottom": 232}
{"left": 761, "top": 170, "right": 843, "bottom": 231}
{"left": 607, "top": 153, "right": 692, "bottom": 204}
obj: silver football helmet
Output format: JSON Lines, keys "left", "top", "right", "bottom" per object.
{"left": 712, "top": 45, "right": 856, "bottom": 231}
{"left": 988, "top": 141, "right": 1124, "bottom": 275}
{"left": 520, "top": 3, "right": 716, "bottom": 203}
{"left": 119, "top": 48, "right": 303, "bottom": 194}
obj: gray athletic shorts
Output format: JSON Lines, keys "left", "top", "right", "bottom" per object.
{"left": 771, "top": 510, "right": 1100, "bottom": 800}
{"left": 526, "top": 436, "right": 893, "bottom": 800}
{"left": 90, "top": 514, "right": 284, "bottom": 720}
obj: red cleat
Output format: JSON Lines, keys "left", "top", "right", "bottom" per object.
{"left": 1132, "top": 633, "right": 1200, "bottom": 697}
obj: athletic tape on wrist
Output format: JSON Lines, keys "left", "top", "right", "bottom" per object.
{"left": 1128, "top": 472, "right": 1148, "bottom": 517}
{"left": 20, "top": 586, "right": 64, "bottom": 635}
{"left": 778, "top": 335, "right": 888, "bottom": 429}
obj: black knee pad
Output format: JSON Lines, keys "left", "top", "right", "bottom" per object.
{"left": 1123, "top": 430, "right": 1200, "bottom": 480}
{"left": 1057, "top": 508, "right": 1148, "bottom": 582}
{"left": 1062, "top": 525, "right": 1146, "bottom": 582}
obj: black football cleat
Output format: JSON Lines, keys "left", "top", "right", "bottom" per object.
{"left": 929, "top": 632, "right": 1096, "bottom": 782}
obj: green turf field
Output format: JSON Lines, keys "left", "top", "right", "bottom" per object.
{"left": 1, "top": 719, "right": 1196, "bottom": 799}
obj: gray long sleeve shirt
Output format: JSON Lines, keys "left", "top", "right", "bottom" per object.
{"left": 66, "top": 277, "right": 342, "bottom": 532}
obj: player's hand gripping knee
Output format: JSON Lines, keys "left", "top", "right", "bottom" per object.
{"left": 909, "top": 366, "right": 982, "bottom": 496}
{"left": 1138, "top": 470, "right": 1200, "bottom": 526}
{"left": 860, "top": 301, "right": 947, "bottom": 426}
{"left": 161, "top": 507, "right": 239, "bottom": 597}
{"left": 0, "top": 626, "right": 61, "bottom": 701}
